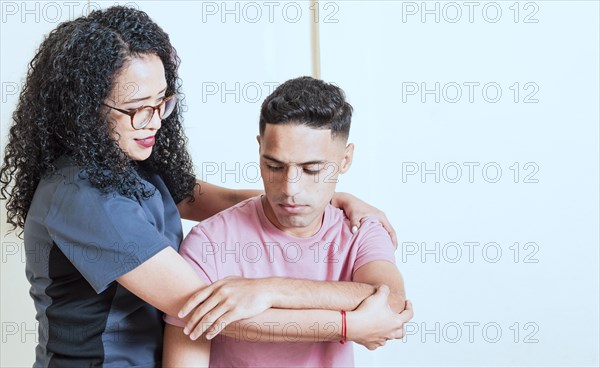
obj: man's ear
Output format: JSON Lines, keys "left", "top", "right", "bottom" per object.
{"left": 256, "top": 135, "right": 262, "bottom": 151}
{"left": 340, "top": 143, "right": 354, "bottom": 174}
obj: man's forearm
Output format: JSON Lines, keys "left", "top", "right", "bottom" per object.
{"left": 266, "top": 277, "right": 376, "bottom": 311}
{"left": 219, "top": 308, "right": 343, "bottom": 343}
{"left": 216, "top": 285, "right": 411, "bottom": 346}
{"left": 194, "top": 279, "right": 369, "bottom": 343}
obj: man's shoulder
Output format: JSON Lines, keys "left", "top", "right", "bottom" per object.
{"left": 327, "top": 203, "right": 384, "bottom": 226}
{"left": 325, "top": 204, "right": 390, "bottom": 245}
{"left": 325, "top": 204, "right": 383, "bottom": 235}
{"left": 180, "top": 196, "right": 262, "bottom": 260}
{"left": 194, "top": 196, "right": 262, "bottom": 233}
{"left": 326, "top": 203, "right": 351, "bottom": 228}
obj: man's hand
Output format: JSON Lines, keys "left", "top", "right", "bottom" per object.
{"left": 178, "top": 276, "right": 273, "bottom": 340}
{"left": 347, "top": 285, "right": 414, "bottom": 350}
{"left": 331, "top": 192, "right": 398, "bottom": 247}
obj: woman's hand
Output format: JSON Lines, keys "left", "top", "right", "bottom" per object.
{"left": 331, "top": 192, "right": 398, "bottom": 246}
{"left": 177, "top": 276, "right": 274, "bottom": 340}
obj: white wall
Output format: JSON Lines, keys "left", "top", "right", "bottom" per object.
{"left": 1, "top": 1, "right": 598, "bottom": 367}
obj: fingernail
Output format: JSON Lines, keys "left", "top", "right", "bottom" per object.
{"left": 178, "top": 311, "right": 184, "bottom": 318}
{"left": 351, "top": 225, "right": 358, "bottom": 234}
{"left": 183, "top": 327, "right": 189, "bottom": 335}
{"left": 206, "top": 334, "right": 213, "bottom": 340}
{"left": 190, "top": 333, "right": 197, "bottom": 340}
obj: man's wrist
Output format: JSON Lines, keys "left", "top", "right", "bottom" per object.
{"left": 345, "top": 310, "right": 361, "bottom": 342}
{"left": 263, "top": 277, "right": 288, "bottom": 308}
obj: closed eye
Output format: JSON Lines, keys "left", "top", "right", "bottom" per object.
{"left": 303, "top": 168, "right": 321, "bottom": 175}
{"left": 267, "top": 165, "right": 283, "bottom": 172}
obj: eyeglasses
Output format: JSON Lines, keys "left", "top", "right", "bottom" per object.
{"left": 103, "top": 95, "right": 177, "bottom": 130}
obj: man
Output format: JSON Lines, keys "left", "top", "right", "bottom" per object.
{"left": 164, "top": 77, "right": 412, "bottom": 367}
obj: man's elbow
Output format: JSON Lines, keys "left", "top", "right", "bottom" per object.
{"left": 388, "top": 292, "right": 407, "bottom": 313}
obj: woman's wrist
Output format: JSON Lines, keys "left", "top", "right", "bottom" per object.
{"left": 331, "top": 192, "right": 351, "bottom": 208}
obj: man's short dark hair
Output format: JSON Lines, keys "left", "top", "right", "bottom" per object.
{"left": 259, "top": 76, "right": 353, "bottom": 140}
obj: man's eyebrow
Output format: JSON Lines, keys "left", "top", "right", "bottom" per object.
{"left": 123, "top": 86, "right": 168, "bottom": 104}
{"left": 262, "top": 154, "right": 326, "bottom": 166}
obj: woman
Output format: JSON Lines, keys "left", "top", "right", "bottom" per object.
{"left": 0, "top": 6, "right": 398, "bottom": 366}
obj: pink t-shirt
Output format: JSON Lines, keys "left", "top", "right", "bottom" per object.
{"left": 165, "top": 196, "right": 396, "bottom": 367}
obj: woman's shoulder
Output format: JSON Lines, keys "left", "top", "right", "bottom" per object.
{"left": 37, "top": 156, "right": 145, "bottom": 206}
{"left": 41, "top": 155, "right": 85, "bottom": 185}
{"left": 42, "top": 156, "right": 156, "bottom": 194}
{"left": 37, "top": 156, "right": 100, "bottom": 202}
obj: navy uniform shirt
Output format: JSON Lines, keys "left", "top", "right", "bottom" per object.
{"left": 24, "top": 156, "right": 183, "bottom": 367}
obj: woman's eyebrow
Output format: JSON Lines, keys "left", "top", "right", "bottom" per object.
{"left": 123, "top": 86, "right": 168, "bottom": 104}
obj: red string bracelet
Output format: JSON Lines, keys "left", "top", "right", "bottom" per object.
{"left": 339, "top": 310, "right": 347, "bottom": 344}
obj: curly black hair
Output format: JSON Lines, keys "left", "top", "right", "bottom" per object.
{"left": 0, "top": 6, "right": 196, "bottom": 232}
{"left": 259, "top": 76, "right": 353, "bottom": 139}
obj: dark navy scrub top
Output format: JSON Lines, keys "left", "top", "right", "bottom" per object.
{"left": 24, "top": 156, "right": 183, "bottom": 367}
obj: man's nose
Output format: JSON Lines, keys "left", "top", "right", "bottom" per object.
{"left": 282, "top": 166, "right": 302, "bottom": 197}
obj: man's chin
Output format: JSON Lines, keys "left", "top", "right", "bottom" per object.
{"left": 277, "top": 215, "right": 308, "bottom": 228}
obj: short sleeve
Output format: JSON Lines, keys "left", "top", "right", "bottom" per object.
{"left": 178, "top": 226, "right": 218, "bottom": 285}
{"left": 353, "top": 217, "right": 397, "bottom": 273}
{"left": 45, "top": 182, "right": 172, "bottom": 293}
{"left": 163, "top": 225, "right": 218, "bottom": 327}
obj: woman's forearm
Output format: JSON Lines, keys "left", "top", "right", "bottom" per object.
{"left": 177, "top": 180, "right": 262, "bottom": 221}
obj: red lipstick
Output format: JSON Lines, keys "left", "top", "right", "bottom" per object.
{"left": 135, "top": 136, "right": 155, "bottom": 148}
